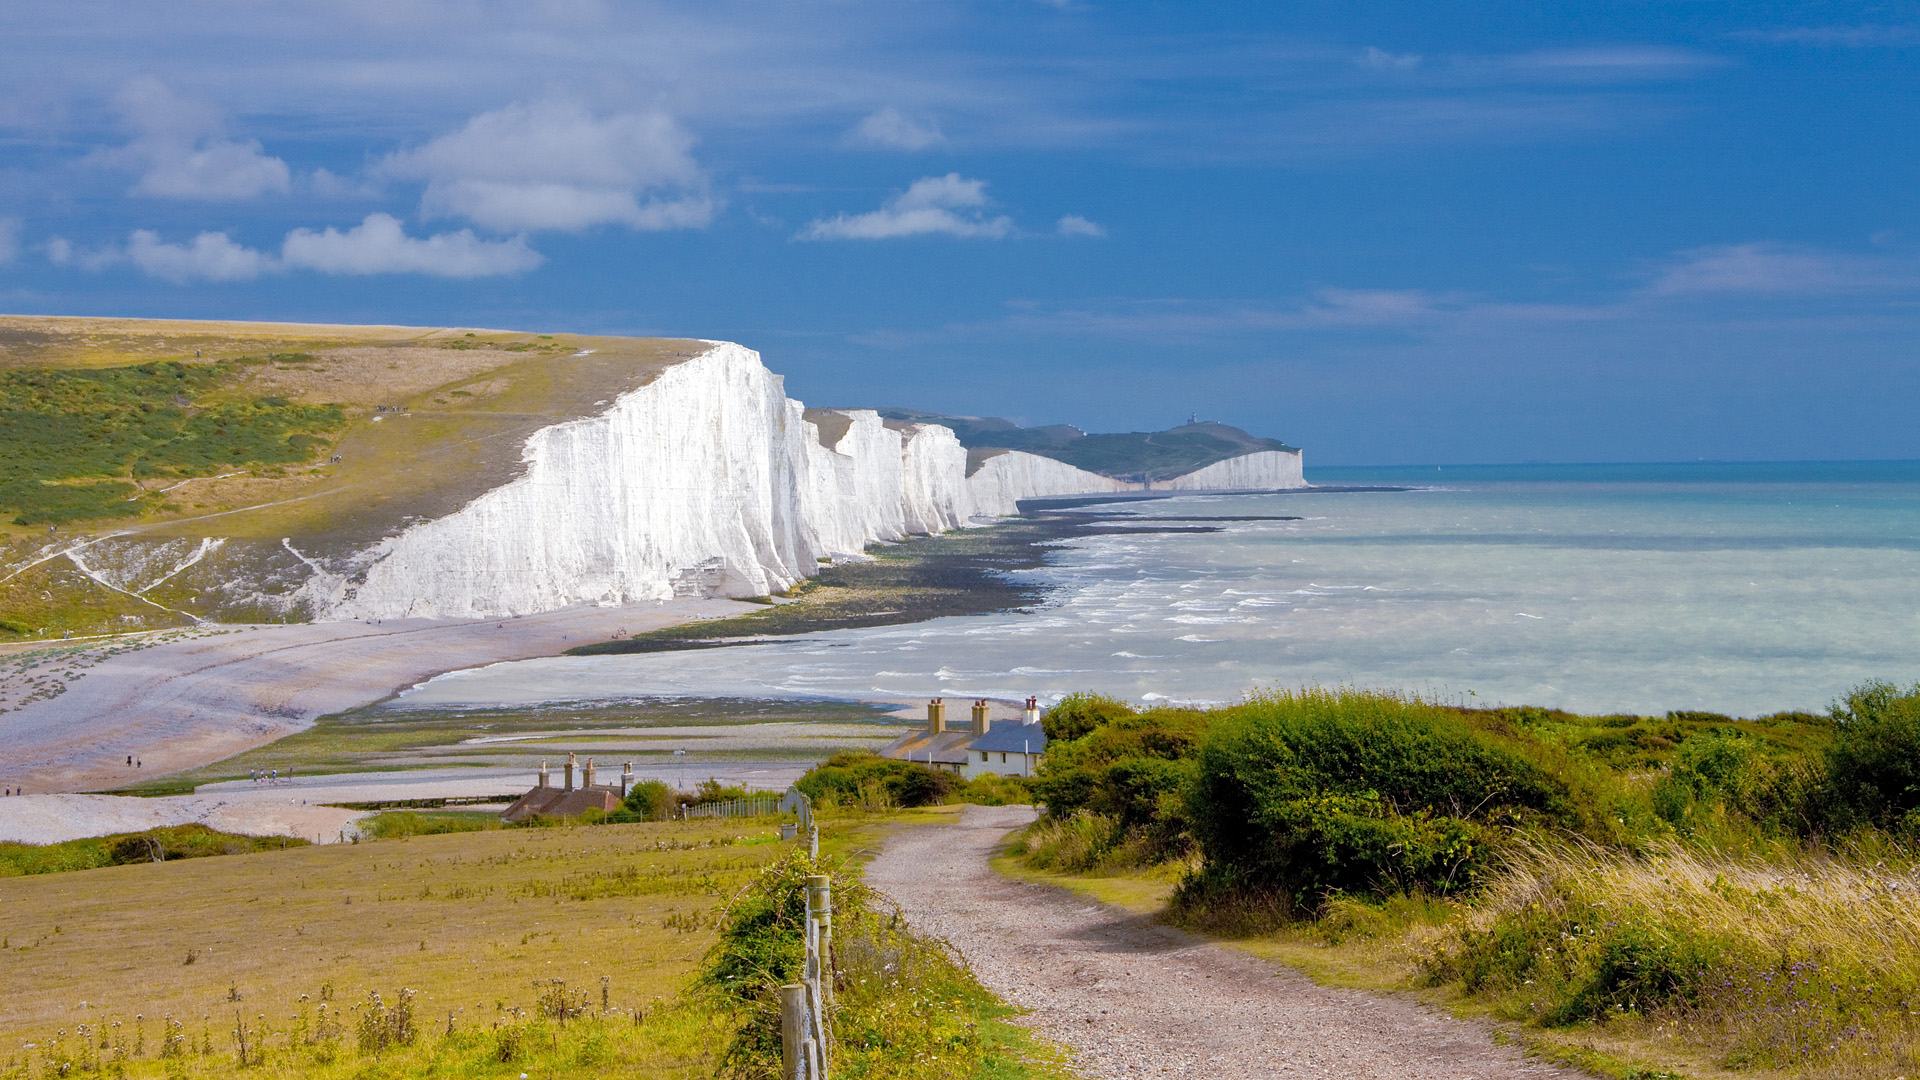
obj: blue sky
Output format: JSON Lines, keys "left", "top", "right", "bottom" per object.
{"left": 2, "top": 1, "right": 1916, "bottom": 466}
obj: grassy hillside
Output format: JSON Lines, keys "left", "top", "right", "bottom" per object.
{"left": 0, "top": 316, "right": 703, "bottom": 637}
{"left": 0, "top": 810, "right": 1067, "bottom": 1080}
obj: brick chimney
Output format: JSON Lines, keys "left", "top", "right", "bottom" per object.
{"left": 621, "top": 761, "right": 634, "bottom": 797}
{"left": 972, "top": 700, "right": 991, "bottom": 736}
{"left": 565, "top": 752, "right": 577, "bottom": 792}
{"left": 538, "top": 760, "right": 550, "bottom": 789}
{"left": 927, "top": 698, "right": 946, "bottom": 734}
{"left": 1024, "top": 696, "right": 1040, "bottom": 725}
{"left": 583, "top": 757, "right": 596, "bottom": 789}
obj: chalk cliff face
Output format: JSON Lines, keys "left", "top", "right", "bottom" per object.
{"left": 304, "top": 343, "right": 1306, "bottom": 621}
{"left": 966, "top": 450, "right": 1134, "bottom": 515}
{"left": 1155, "top": 450, "right": 1304, "bottom": 491}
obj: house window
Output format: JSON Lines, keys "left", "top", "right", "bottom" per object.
{"left": 999, "top": 752, "right": 1006, "bottom": 763}
{"left": 979, "top": 751, "right": 988, "bottom": 761}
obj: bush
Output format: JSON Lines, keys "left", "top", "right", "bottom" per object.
{"left": 794, "top": 753, "right": 957, "bottom": 808}
{"left": 620, "top": 779, "right": 680, "bottom": 821}
{"left": 1031, "top": 706, "right": 1207, "bottom": 820}
{"left": 694, "top": 779, "right": 752, "bottom": 805}
{"left": 1651, "top": 729, "right": 1770, "bottom": 833}
{"left": 1, "top": 824, "right": 307, "bottom": 876}
{"left": 358, "top": 811, "right": 500, "bottom": 839}
{"left": 952, "top": 771, "right": 1032, "bottom": 805}
{"left": 1042, "top": 692, "right": 1136, "bottom": 742}
{"left": 1823, "top": 680, "right": 1920, "bottom": 834}
{"left": 1184, "top": 688, "right": 1579, "bottom": 911}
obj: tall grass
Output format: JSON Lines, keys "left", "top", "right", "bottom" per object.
{"left": 698, "top": 850, "right": 1048, "bottom": 1080}
{"left": 1422, "top": 839, "right": 1920, "bottom": 1073}
{"left": 0, "top": 981, "right": 731, "bottom": 1080}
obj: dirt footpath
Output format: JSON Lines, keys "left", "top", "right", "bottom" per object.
{"left": 863, "top": 804, "right": 1586, "bottom": 1080}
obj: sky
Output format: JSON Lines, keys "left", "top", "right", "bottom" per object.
{"left": 1, "top": 1, "right": 1917, "bottom": 466}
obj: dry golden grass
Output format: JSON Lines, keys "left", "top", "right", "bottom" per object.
{"left": 1464, "top": 839, "right": 1920, "bottom": 979}
{"left": 0, "top": 806, "right": 1068, "bottom": 1080}
{"left": 0, "top": 819, "right": 775, "bottom": 1040}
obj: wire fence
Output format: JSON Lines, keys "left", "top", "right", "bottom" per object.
{"left": 680, "top": 794, "right": 783, "bottom": 820}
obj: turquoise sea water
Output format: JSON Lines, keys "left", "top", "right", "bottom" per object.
{"left": 400, "top": 462, "right": 1920, "bottom": 718}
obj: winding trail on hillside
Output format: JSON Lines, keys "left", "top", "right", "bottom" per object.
{"left": 864, "top": 805, "right": 1587, "bottom": 1080}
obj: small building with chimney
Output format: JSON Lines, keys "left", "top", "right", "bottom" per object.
{"left": 500, "top": 753, "right": 634, "bottom": 823}
{"left": 878, "top": 697, "right": 1049, "bottom": 779}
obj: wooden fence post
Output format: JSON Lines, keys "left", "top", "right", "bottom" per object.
{"left": 779, "top": 983, "right": 809, "bottom": 1079}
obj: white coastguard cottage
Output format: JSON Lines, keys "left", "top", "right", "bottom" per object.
{"left": 878, "top": 697, "right": 1048, "bottom": 778}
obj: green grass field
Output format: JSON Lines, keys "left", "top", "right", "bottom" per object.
{"left": 0, "top": 808, "right": 1069, "bottom": 1080}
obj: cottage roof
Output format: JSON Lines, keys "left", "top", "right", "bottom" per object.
{"left": 968, "top": 721, "right": 1048, "bottom": 754}
{"left": 500, "top": 786, "right": 620, "bottom": 822}
{"left": 878, "top": 729, "right": 975, "bottom": 765}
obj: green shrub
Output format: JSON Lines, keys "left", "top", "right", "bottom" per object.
{"left": 794, "top": 753, "right": 956, "bottom": 808}
{"left": 1013, "top": 811, "right": 1126, "bottom": 872}
{"left": 0, "top": 824, "right": 306, "bottom": 876}
{"left": 1041, "top": 692, "right": 1136, "bottom": 742}
{"left": 358, "top": 811, "right": 500, "bottom": 839}
{"left": 953, "top": 771, "right": 1032, "bottom": 805}
{"left": 620, "top": 779, "right": 680, "bottom": 821}
{"left": 1031, "top": 706, "right": 1207, "bottom": 819}
{"left": 693, "top": 778, "right": 752, "bottom": 805}
{"left": 1184, "top": 688, "right": 1579, "bottom": 911}
{"left": 1823, "top": 680, "right": 1920, "bottom": 834}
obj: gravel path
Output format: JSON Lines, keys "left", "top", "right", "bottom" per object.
{"left": 864, "top": 804, "right": 1587, "bottom": 1080}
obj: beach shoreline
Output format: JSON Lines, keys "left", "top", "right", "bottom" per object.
{"left": 0, "top": 598, "right": 750, "bottom": 796}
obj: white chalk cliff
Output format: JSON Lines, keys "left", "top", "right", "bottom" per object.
{"left": 1154, "top": 449, "right": 1305, "bottom": 491}
{"left": 306, "top": 343, "right": 1303, "bottom": 621}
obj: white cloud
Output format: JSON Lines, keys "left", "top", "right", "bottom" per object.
{"left": 53, "top": 215, "right": 540, "bottom": 282}
{"left": 849, "top": 107, "right": 946, "bottom": 150}
{"left": 1056, "top": 214, "right": 1104, "bottom": 237}
{"left": 1361, "top": 47, "right": 1422, "bottom": 70}
{"left": 1651, "top": 243, "right": 1865, "bottom": 295}
{"left": 105, "top": 79, "right": 292, "bottom": 200}
{"left": 126, "top": 229, "right": 276, "bottom": 283}
{"left": 799, "top": 174, "right": 1013, "bottom": 240}
{"left": 281, "top": 213, "right": 543, "bottom": 277}
{"left": 383, "top": 99, "right": 711, "bottom": 232}
{"left": 0, "top": 218, "right": 18, "bottom": 266}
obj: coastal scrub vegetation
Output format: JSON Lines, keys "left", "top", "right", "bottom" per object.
{"left": 0, "top": 361, "right": 344, "bottom": 525}
{"left": 1013, "top": 681, "right": 1920, "bottom": 1076}
{"left": 0, "top": 825, "right": 308, "bottom": 877}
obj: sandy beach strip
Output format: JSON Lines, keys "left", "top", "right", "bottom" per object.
{"left": 0, "top": 598, "right": 748, "bottom": 795}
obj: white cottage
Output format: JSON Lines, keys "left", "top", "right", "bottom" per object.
{"left": 962, "top": 697, "right": 1048, "bottom": 779}
{"left": 878, "top": 697, "right": 1049, "bottom": 779}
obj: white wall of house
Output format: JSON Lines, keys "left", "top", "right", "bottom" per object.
{"left": 963, "top": 748, "right": 1042, "bottom": 780}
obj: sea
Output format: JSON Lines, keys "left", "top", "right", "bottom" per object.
{"left": 395, "top": 462, "right": 1920, "bottom": 719}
